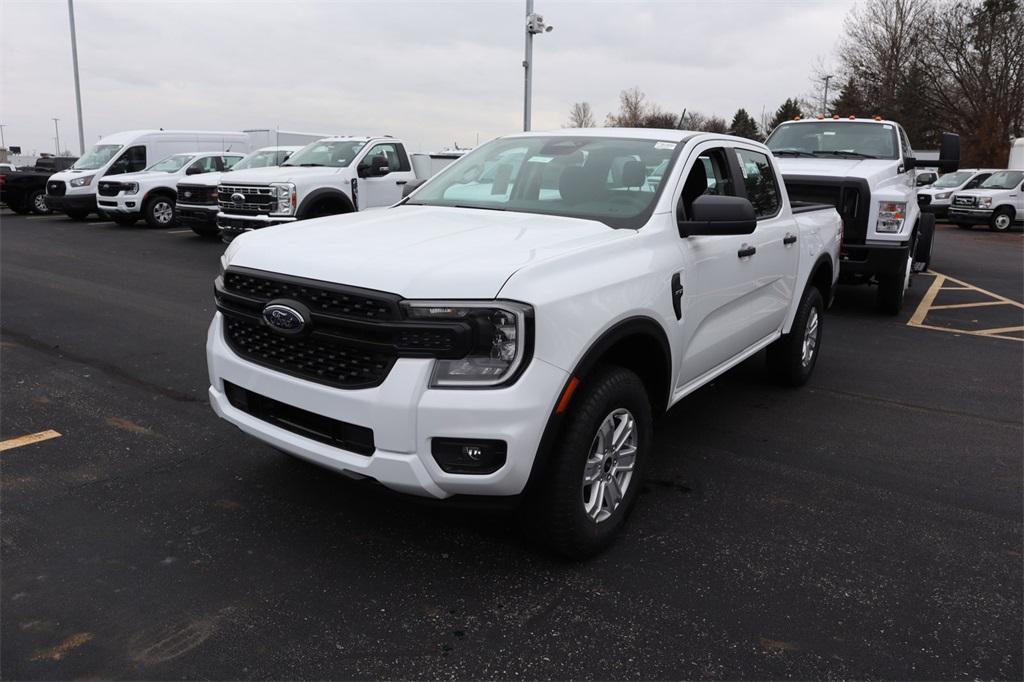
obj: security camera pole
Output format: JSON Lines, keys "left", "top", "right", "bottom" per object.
{"left": 522, "top": 0, "right": 553, "bottom": 132}
{"left": 67, "top": 0, "right": 85, "bottom": 154}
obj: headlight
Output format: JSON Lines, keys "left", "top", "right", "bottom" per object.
{"left": 69, "top": 175, "right": 94, "bottom": 187}
{"left": 124, "top": 182, "right": 139, "bottom": 194}
{"left": 876, "top": 201, "right": 906, "bottom": 233}
{"left": 935, "top": 192, "right": 951, "bottom": 200}
{"left": 402, "top": 300, "right": 532, "bottom": 387}
{"left": 271, "top": 182, "right": 296, "bottom": 215}
{"left": 979, "top": 197, "right": 992, "bottom": 208}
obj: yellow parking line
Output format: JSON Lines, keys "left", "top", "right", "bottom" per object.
{"left": 0, "top": 429, "right": 62, "bottom": 452}
{"left": 936, "top": 271, "right": 1024, "bottom": 308}
{"left": 931, "top": 301, "right": 1010, "bottom": 310}
{"left": 908, "top": 274, "right": 945, "bottom": 326}
{"left": 978, "top": 325, "right": 1024, "bottom": 336}
{"left": 912, "top": 324, "right": 1024, "bottom": 342}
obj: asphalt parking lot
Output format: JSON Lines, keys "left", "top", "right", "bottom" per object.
{"left": 1, "top": 210, "right": 1021, "bottom": 680}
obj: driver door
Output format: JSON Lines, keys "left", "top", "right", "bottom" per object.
{"left": 355, "top": 142, "right": 415, "bottom": 209}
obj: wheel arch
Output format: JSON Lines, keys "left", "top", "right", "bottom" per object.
{"left": 297, "top": 188, "right": 355, "bottom": 219}
{"left": 143, "top": 186, "right": 177, "bottom": 203}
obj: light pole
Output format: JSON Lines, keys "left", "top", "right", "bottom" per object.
{"left": 53, "top": 118, "right": 61, "bottom": 155}
{"left": 0, "top": 124, "right": 6, "bottom": 151}
{"left": 822, "top": 74, "right": 833, "bottom": 117}
{"left": 67, "top": 0, "right": 85, "bottom": 154}
{"left": 522, "top": 0, "right": 553, "bottom": 132}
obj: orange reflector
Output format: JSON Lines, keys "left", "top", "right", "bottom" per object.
{"left": 793, "top": 115, "right": 801, "bottom": 121}
{"left": 555, "top": 376, "right": 581, "bottom": 414}
{"left": 849, "top": 115, "right": 856, "bottom": 120}
{"left": 816, "top": 114, "right": 824, "bottom": 120}
{"left": 833, "top": 115, "right": 840, "bottom": 120}
{"left": 873, "top": 115, "right": 882, "bottom": 121}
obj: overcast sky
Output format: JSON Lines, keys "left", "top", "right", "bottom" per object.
{"left": 1, "top": 0, "right": 855, "bottom": 157}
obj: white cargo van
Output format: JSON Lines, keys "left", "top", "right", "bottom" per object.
{"left": 45, "top": 129, "right": 250, "bottom": 220}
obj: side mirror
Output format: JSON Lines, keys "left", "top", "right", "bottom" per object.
{"left": 185, "top": 165, "right": 204, "bottom": 175}
{"left": 916, "top": 175, "right": 933, "bottom": 187}
{"left": 678, "top": 195, "right": 757, "bottom": 237}
{"left": 903, "top": 156, "right": 917, "bottom": 171}
{"left": 360, "top": 156, "right": 390, "bottom": 178}
{"left": 401, "top": 178, "right": 426, "bottom": 199}
{"left": 938, "top": 132, "right": 960, "bottom": 173}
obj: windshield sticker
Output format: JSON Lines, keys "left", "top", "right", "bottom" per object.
{"left": 654, "top": 141, "right": 676, "bottom": 150}
{"left": 529, "top": 156, "right": 555, "bottom": 164}
{"left": 882, "top": 124, "right": 893, "bottom": 130}
{"left": 823, "top": 131, "right": 836, "bottom": 136}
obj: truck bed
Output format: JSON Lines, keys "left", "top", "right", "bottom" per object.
{"left": 790, "top": 201, "right": 836, "bottom": 214}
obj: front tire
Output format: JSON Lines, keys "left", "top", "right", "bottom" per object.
{"left": 527, "top": 365, "right": 652, "bottom": 559}
{"left": 29, "top": 189, "right": 51, "bottom": 214}
{"left": 913, "top": 213, "right": 935, "bottom": 272}
{"left": 191, "top": 223, "right": 219, "bottom": 237}
{"left": 767, "top": 285, "right": 824, "bottom": 387}
{"left": 876, "top": 254, "right": 911, "bottom": 315}
{"left": 65, "top": 208, "right": 90, "bottom": 221}
{"left": 990, "top": 208, "right": 1014, "bottom": 232}
{"left": 110, "top": 215, "right": 137, "bottom": 227}
{"left": 143, "top": 195, "right": 175, "bottom": 228}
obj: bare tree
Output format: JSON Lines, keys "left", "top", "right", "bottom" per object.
{"left": 606, "top": 87, "right": 649, "bottom": 127}
{"left": 566, "top": 101, "right": 596, "bottom": 128}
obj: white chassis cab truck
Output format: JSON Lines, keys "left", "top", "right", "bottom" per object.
{"left": 96, "top": 151, "right": 245, "bottom": 227}
{"left": 765, "top": 117, "right": 960, "bottom": 314}
{"left": 176, "top": 146, "right": 302, "bottom": 237}
{"left": 206, "top": 129, "right": 842, "bottom": 557}
{"left": 215, "top": 136, "right": 456, "bottom": 241}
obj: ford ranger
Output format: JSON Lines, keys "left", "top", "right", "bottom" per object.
{"left": 766, "top": 117, "right": 959, "bottom": 314}
{"left": 206, "top": 130, "right": 842, "bottom": 557}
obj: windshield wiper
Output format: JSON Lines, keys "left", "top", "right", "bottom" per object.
{"left": 771, "top": 149, "right": 816, "bottom": 158}
{"left": 453, "top": 204, "right": 506, "bottom": 211}
{"left": 811, "top": 150, "right": 878, "bottom": 159}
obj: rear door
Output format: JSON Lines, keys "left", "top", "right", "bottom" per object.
{"left": 356, "top": 142, "right": 416, "bottom": 209}
{"left": 731, "top": 145, "right": 799, "bottom": 338}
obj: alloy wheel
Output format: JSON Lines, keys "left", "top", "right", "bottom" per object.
{"left": 582, "top": 408, "right": 637, "bottom": 523}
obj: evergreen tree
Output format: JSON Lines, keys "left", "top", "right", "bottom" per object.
{"left": 768, "top": 98, "right": 804, "bottom": 133}
{"left": 729, "top": 108, "right": 762, "bottom": 141}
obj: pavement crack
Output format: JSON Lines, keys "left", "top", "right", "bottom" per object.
{"left": 1, "top": 327, "right": 201, "bottom": 404}
{"left": 809, "top": 385, "right": 1021, "bottom": 428}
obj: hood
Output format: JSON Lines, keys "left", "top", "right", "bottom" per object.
{"left": 227, "top": 205, "right": 629, "bottom": 299}
{"left": 177, "top": 172, "right": 222, "bottom": 188}
{"left": 954, "top": 189, "right": 1007, "bottom": 198}
{"left": 103, "top": 169, "right": 179, "bottom": 184}
{"left": 776, "top": 157, "right": 899, "bottom": 184}
{"left": 219, "top": 165, "right": 333, "bottom": 185}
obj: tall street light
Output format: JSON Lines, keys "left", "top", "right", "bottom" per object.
{"left": 53, "top": 118, "right": 61, "bottom": 155}
{"left": 822, "top": 74, "right": 834, "bottom": 117}
{"left": 67, "top": 0, "right": 85, "bottom": 154}
{"left": 522, "top": 0, "right": 553, "bottom": 132}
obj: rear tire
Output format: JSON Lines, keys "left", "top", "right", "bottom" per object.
{"left": 9, "top": 201, "right": 32, "bottom": 215}
{"left": 913, "top": 213, "right": 935, "bottom": 272}
{"left": 66, "top": 208, "right": 90, "bottom": 221}
{"left": 990, "top": 208, "right": 1014, "bottom": 232}
{"left": 767, "top": 286, "right": 824, "bottom": 387}
{"left": 876, "top": 254, "right": 911, "bottom": 315}
{"left": 525, "top": 365, "right": 652, "bottom": 559}
{"left": 143, "top": 195, "right": 175, "bottom": 228}
{"left": 29, "top": 189, "right": 51, "bottom": 215}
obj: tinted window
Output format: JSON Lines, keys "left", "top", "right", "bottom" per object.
{"left": 188, "top": 156, "right": 219, "bottom": 173}
{"left": 677, "top": 148, "right": 736, "bottom": 220}
{"left": 963, "top": 173, "right": 991, "bottom": 189}
{"left": 734, "top": 148, "right": 781, "bottom": 218}
{"left": 361, "top": 143, "right": 410, "bottom": 173}
{"left": 106, "top": 145, "right": 146, "bottom": 175}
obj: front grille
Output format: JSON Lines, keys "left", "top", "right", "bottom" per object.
{"left": 917, "top": 194, "right": 931, "bottom": 205}
{"left": 218, "top": 184, "right": 275, "bottom": 214}
{"left": 223, "top": 381, "right": 375, "bottom": 455}
{"left": 97, "top": 181, "right": 122, "bottom": 197}
{"left": 224, "top": 316, "right": 395, "bottom": 389}
{"left": 953, "top": 195, "right": 977, "bottom": 207}
{"left": 47, "top": 180, "right": 66, "bottom": 196}
{"left": 178, "top": 184, "right": 218, "bottom": 205}
{"left": 223, "top": 271, "right": 399, "bottom": 321}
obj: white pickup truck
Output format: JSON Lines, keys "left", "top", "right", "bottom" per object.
{"left": 215, "top": 136, "right": 447, "bottom": 241}
{"left": 766, "top": 117, "right": 960, "bottom": 313}
{"left": 206, "top": 129, "right": 842, "bottom": 557}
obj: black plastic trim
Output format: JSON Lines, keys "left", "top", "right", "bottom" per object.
{"left": 296, "top": 187, "right": 355, "bottom": 219}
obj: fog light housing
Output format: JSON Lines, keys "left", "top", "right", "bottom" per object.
{"left": 431, "top": 438, "right": 507, "bottom": 474}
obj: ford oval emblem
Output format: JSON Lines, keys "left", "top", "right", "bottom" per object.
{"left": 183, "top": 191, "right": 192, "bottom": 198}
{"left": 231, "top": 192, "right": 245, "bottom": 205}
{"left": 262, "top": 303, "right": 306, "bottom": 334}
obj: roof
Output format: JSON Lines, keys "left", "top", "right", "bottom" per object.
{"left": 777, "top": 117, "right": 896, "bottom": 126}
{"left": 519, "top": 127, "right": 696, "bottom": 141}
{"left": 95, "top": 129, "right": 249, "bottom": 145}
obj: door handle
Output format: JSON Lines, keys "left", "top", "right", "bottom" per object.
{"left": 737, "top": 245, "right": 756, "bottom": 258}
{"left": 395, "top": 180, "right": 408, "bottom": 185}
{"left": 671, "top": 273, "right": 684, "bottom": 320}
{"left": 783, "top": 233, "right": 797, "bottom": 245}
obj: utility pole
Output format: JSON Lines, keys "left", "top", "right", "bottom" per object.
{"left": 53, "top": 118, "right": 61, "bottom": 155}
{"left": 822, "top": 74, "right": 834, "bottom": 117}
{"left": 0, "top": 124, "right": 6, "bottom": 151}
{"left": 522, "top": 0, "right": 553, "bottom": 132}
{"left": 67, "top": 0, "right": 85, "bottom": 154}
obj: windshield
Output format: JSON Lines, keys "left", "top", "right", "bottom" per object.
{"left": 406, "top": 135, "right": 679, "bottom": 229}
{"left": 145, "top": 154, "right": 195, "bottom": 173}
{"left": 232, "top": 149, "right": 292, "bottom": 170}
{"left": 767, "top": 122, "right": 898, "bottom": 160}
{"left": 932, "top": 171, "right": 973, "bottom": 188}
{"left": 71, "top": 144, "right": 122, "bottom": 170}
{"left": 281, "top": 140, "right": 366, "bottom": 167}
{"left": 980, "top": 170, "right": 1024, "bottom": 190}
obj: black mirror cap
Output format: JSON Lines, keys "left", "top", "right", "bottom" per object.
{"left": 903, "top": 156, "right": 917, "bottom": 171}
{"left": 938, "top": 132, "right": 961, "bottom": 173}
{"left": 678, "top": 195, "right": 757, "bottom": 237}
{"left": 401, "top": 178, "right": 426, "bottom": 199}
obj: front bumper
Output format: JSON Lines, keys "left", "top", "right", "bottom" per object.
{"left": 206, "top": 313, "right": 567, "bottom": 499}
{"left": 177, "top": 204, "right": 218, "bottom": 227}
{"left": 920, "top": 203, "right": 949, "bottom": 218}
{"left": 217, "top": 212, "right": 296, "bottom": 238}
{"left": 838, "top": 240, "right": 911, "bottom": 280}
{"left": 96, "top": 193, "right": 142, "bottom": 215}
{"left": 45, "top": 193, "right": 96, "bottom": 213}
{"left": 948, "top": 207, "right": 993, "bottom": 224}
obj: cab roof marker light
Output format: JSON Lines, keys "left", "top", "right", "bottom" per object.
{"left": 849, "top": 115, "right": 856, "bottom": 120}
{"left": 793, "top": 116, "right": 801, "bottom": 121}
{"left": 833, "top": 115, "right": 840, "bottom": 120}
{"left": 873, "top": 115, "right": 882, "bottom": 121}
{"left": 816, "top": 115, "right": 825, "bottom": 120}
